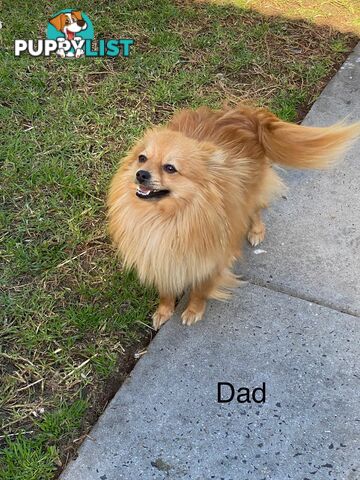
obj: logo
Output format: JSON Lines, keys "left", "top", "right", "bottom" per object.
{"left": 47, "top": 9, "right": 93, "bottom": 58}
{"left": 14, "top": 9, "right": 134, "bottom": 59}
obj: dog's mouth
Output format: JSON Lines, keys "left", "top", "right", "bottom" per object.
{"left": 64, "top": 28, "right": 76, "bottom": 40}
{"left": 136, "top": 185, "right": 170, "bottom": 200}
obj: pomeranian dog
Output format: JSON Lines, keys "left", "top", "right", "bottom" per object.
{"left": 107, "top": 105, "right": 359, "bottom": 329}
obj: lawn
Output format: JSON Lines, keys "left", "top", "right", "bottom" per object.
{"left": 0, "top": 0, "right": 358, "bottom": 478}
{"left": 231, "top": 0, "right": 360, "bottom": 35}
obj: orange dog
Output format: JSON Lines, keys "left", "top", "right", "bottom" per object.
{"left": 107, "top": 105, "right": 359, "bottom": 329}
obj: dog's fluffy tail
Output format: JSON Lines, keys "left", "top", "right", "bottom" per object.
{"left": 259, "top": 112, "right": 360, "bottom": 169}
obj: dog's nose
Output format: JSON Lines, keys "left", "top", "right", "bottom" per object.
{"left": 136, "top": 170, "right": 151, "bottom": 184}
{"left": 77, "top": 19, "right": 85, "bottom": 27}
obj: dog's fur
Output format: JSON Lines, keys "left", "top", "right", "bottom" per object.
{"left": 107, "top": 105, "right": 359, "bottom": 329}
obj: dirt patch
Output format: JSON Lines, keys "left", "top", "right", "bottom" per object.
{"left": 57, "top": 325, "right": 156, "bottom": 472}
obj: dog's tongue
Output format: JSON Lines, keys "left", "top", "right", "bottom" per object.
{"left": 67, "top": 30, "right": 75, "bottom": 41}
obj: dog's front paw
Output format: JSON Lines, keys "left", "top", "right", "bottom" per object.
{"left": 75, "top": 49, "right": 84, "bottom": 58}
{"left": 247, "top": 225, "right": 265, "bottom": 247}
{"left": 152, "top": 306, "right": 174, "bottom": 330}
{"left": 181, "top": 306, "right": 205, "bottom": 326}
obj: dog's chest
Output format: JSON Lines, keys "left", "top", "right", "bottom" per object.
{"left": 121, "top": 217, "right": 221, "bottom": 293}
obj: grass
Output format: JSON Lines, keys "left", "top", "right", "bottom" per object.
{"left": 0, "top": 0, "right": 357, "bottom": 478}
{"left": 229, "top": 0, "right": 360, "bottom": 35}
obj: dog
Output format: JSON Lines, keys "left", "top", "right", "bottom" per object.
{"left": 107, "top": 105, "right": 359, "bottom": 330}
{"left": 49, "top": 11, "right": 87, "bottom": 58}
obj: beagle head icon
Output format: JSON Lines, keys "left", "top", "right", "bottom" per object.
{"left": 49, "top": 11, "right": 87, "bottom": 40}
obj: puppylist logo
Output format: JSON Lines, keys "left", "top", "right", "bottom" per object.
{"left": 14, "top": 9, "right": 134, "bottom": 59}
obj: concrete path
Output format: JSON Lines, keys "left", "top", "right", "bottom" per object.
{"left": 61, "top": 44, "right": 360, "bottom": 480}
{"left": 238, "top": 42, "right": 360, "bottom": 316}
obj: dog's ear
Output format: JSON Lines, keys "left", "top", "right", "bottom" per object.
{"left": 49, "top": 13, "right": 66, "bottom": 32}
{"left": 72, "top": 11, "right": 83, "bottom": 20}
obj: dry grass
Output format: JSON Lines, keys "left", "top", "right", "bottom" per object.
{"left": 216, "top": 0, "right": 360, "bottom": 35}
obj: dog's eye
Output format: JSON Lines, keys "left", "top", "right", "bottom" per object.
{"left": 65, "top": 18, "right": 70, "bottom": 24}
{"left": 138, "top": 154, "right": 147, "bottom": 163}
{"left": 163, "top": 164, "right": 177, "bottom": 174}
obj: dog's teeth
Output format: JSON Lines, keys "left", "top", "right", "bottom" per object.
{"left": 137, "top": 188, "right": 151, "bottom": 196}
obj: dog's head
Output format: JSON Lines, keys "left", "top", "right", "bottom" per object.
{"left": 122, "top": 128, "right": 224, "bottom": 206}
{"left": 49, "top": 11, "right": 87, "bottom": 38}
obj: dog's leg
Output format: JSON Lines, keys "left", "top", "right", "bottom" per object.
{"left": 181, "top": 277, "right": 216, "bottom": 326}
{"left": 247, "top": 209, "right": 265, "bottom": 247}
{"left": 152, "top": 294, "right": 176, "bottom": 330}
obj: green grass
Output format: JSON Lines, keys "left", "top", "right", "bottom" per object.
{"left": 0, "top": 0, "right": 357, "bottom": 478}
{"left": 0, "top": 400, "right": 87, "bottom": 480}
{"left": 1, "top": 437, "right": 58, "bottom": 480}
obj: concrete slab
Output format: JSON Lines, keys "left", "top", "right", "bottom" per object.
{"left": 238, "top": 42, "right": 360, "bottom": 315}
{"left": 61, "top": 284, "right": 359, "bottom": 480}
